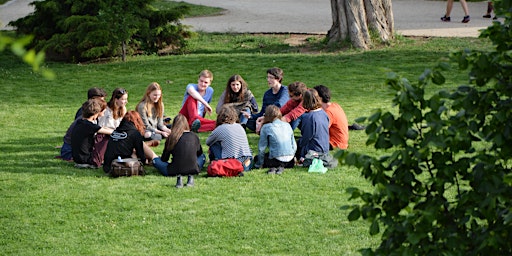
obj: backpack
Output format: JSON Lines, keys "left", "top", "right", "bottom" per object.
{"left": 207, "top": 158, "right": 244, "bottom": 177}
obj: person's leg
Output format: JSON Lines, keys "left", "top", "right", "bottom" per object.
{"left": 459, "top": 0, "right": 469, "bottom": 16}
{"left": 60, "top": 142, "right": 73, "bottom": 161}
{"left": 143, "top": 143, "right": 157, "bottom": 161}
{"left": 246, "top": 117, "right": 257, "bottom": 132}
{"left": 209, "top": 142, "right": 223, "bottom": 161}
{"left": 91, "top": 134, "right": 109, "bottom": 167}
{"left": 180, "top": 96, "right": 216, "bottom": 132}
{"left": 176, "top": 175, "right": 183, "bottom": 188}
{"left": 186, "top": 175, "right": 194, "bottom": 187}
{"left": 445, "top": 0, "right": 454, "bottom": 17}
{"left": 152, "top": 157, "right": 169, "bottom": 176}
{"left": 197, "top": 153, "right": 206, "bottom": 170}
{"left": 239, "top": 107, "right": 250, "bottom": 126}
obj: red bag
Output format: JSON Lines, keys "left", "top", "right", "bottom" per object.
{"left": 207, "top": 158, "right": 244, "bottom": 177}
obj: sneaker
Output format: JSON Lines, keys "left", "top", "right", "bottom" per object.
{"left": 74, "top": 163, "right": 95, "bottom": 169}
{"left": 191, "top": 119, "right": 201, "bottom": 133}
{"left": 349, "top": 123, "right": 366, "bottom": 130}
{"left": 276, "top": 167, "right": 285, "bottom": 175}
{"left": 267, "top": 167, "right": 277, "bottom": 174}
{"left": 483, "top": 14, "right": 492, "bottom": 18}
{"left": 462, "top": 15, "right": 470, "bottom": 23}
{"left": 440, "top": 15, "right": 450, "bottom": 22}
{"left": 493, "top": 16, "right": 497, "bottom": 20}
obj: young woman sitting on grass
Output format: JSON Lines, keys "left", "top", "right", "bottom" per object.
{"left": 103, "top": 111, "right": 156, "bottom": 174}
{"left": 254, "top": 105, "right": 297, "bottom": 175}
{"left": 216, "top": 74, "right": 258, "bottom": 128}
{"left": 152, "top": 114, "right": 206, "bottom": 188}
{"left": 136, "top": 82, "right": 171, "bottom": 144}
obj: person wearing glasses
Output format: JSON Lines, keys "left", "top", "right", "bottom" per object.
{"left": 243, "top": 67, "right": 289, "bottom": 133}
{"left": 136, "top": 82, "right": 172, "bottom": 143}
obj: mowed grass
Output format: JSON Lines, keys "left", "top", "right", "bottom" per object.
{"left": 0, "top": 33, "right": 492, "bottom": 255}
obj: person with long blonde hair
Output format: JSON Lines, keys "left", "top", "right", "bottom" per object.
{"left": 136, "top": 82, "right": 171, "bottom": 142}
{"left": 152, "top": 114, "right": 205, "bottom": 188}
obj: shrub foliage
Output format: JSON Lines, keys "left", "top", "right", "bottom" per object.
{"left": 9, "top": 0, "right": 191, "bottom": 62}
{"left": 342, "top": 1, "right": 512, "bottom": 255}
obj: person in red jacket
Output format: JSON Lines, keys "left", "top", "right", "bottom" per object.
{"left": 280, "top": 81, "right": 308, "bottom": 130}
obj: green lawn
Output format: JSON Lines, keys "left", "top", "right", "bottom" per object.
{"left": 0, "top": 33, "right": 492, "bottom": 255}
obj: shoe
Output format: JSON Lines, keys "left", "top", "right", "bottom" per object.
{"left": 191, "top": 119, "right": 201, "bottom": 133}
{"left": 176, "top": 176, "right": 183, "bottom": 188}
{"left": 74, "top": 163, "right": 95, "bottom": 169}
{"left": 267, "top": 167, "right": 277, "bottom": 174}
{"left": 348, "top": 123, "right": 366, "bottom": 130}
{"left": 276, "top": 166, "right": 285, "bottom": 175}
{"left": 440, "top": 15, "right": 450, "bottom": 22}
{"left": 462, "top": 15, "right": 470, "bottom": 23}
{"left": 186, "top": 175, "right": 195, "bottom": 187}
{"left": 483, "top": 14, "right": 492, "bottom": 18}
{"left": 493, "top": 16, "right": 497, "bottom": 20}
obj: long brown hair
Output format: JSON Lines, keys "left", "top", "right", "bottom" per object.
{"left": 123, "top": 110, "right": 145, "bottom": 135}
{"left": 107, "top": 88, "right": 127, "bottom": 119}
{"left": 136, "top": 82, "right": 164, "bottom": 118}
{"left": 224, "top": 74, "right": 248, "bottom": 104}
{"left": 262, "top": 105, "right": 282, "bottom": 125}
{"left": 165, "top": 114, "right": 189, "bottom": 151}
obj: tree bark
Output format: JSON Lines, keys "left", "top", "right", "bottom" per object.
{"left": 327, "top": 0, "right": 394, "bottom": 49}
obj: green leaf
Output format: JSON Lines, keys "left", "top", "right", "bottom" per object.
{"left": 432, "top": 70, "right": 445, "bottom": 85}
{"left": 347, "top": 208, "right": 361, "bottom": 221}
{"left": 369, "top": 220, "right": 380, "bottom": 235}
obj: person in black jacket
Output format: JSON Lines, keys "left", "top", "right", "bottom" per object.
{"left": 103, "top": 110, "right": 154, "bottom": 173}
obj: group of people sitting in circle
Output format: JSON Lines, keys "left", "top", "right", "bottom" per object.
{"left": 57, "top": 67, "right": 350, "bottom": 188}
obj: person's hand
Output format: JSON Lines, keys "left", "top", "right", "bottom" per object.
{"left": 241, "top": 111, "right": 251, "bottom": 118}
{"left": 204, "top": 103, "right": 213, "bottom": 114}
{"left": 161, "top": 131, "right": 170, "bottom": 138}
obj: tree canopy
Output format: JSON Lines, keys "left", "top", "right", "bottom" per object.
{"left": 9, "top": 0, "right": 191, "bottom": 62}
{"left": 341, "top": 0, "right": 512, "bottom": 254}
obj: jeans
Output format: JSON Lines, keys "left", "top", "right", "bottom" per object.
{"left": 153, "top": 154, "right": 206, "bottom": 176}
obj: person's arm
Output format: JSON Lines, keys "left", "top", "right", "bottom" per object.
{"left": 249, "top": 96, "right": 258, "bottom": 113}
{"left": 282, "top": 100, "right": 305, "bottom": 123}
{"left": 137, "top": 103, "right": 155, "bottom": 133}
{"left": 274, "top": 86, "right": 289, "bottom": 108}
{"left": 98, "top": 127, "right": 114, "bottom": 135}
{"left": 216, "top": 91, "right": 226, "bottom": 114}
{"left": 205, "top": 129, "right": 219, "bottom": 146}
{"left": 187, "top": 84, "right": 213, "bottom": 113}
{"left": 255, "top": 126, "right": 270, "bottom": 168}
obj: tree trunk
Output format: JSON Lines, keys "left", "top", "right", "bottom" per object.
{"left": 327, "top": 0, "right": 394, "bottom": 49}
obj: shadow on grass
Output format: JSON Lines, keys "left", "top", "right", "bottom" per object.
{"left": 0, "top": 136, "right": 165, "bottom": 178}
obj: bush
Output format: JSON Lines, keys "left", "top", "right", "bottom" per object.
{"left": 9, "top": 0, "right": 191, "bottom": 62}
{"left": 342, "top": 0, "right": 512, "bottom": 255}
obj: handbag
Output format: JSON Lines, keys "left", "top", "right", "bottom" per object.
{"left": 110, "top": 158, "right": 145, "bottom": 177}
{"left": 207, "top": 158, "right": 244, "bottom": 177}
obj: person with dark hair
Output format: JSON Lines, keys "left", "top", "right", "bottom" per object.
{"left": 75, "top": 87, "right": 107, "bottom": 120}
{"left": 314, "top": 85, "right": 349, "bottom": 150}
{"left": 136, "top": 82, "right": 172, "bottom": 142}
{"left": 206, "top": 106, "right": 253, "bottom": 170}
{"left": 103, "top": 111, "right": 155, "bottom": 173}
{"left": 71, "top": 98, "right": 114, "bottom": 168}
{"left": 216, "top": 74, "right": 258, "bottom": 128}
{"left": 279, "top": 81, "right": 308, "bottom": 130}
{"left": 152, "top": 114, "right": 205, "bottom": 188}
{"left": 255, "top": 105, "right": 297, "bottom": 174}
{"left": 296, "top": 89, "right": 330, "bottom": 164}
{"left": 244, "top": 67, "right": 289, "bottom": 132}
{"left": 57, "top": 87, "right": 106, "bottom": 161}
{"left": 93, "top": 88, "right": 129, "bottom": 167}
{"left": 179, "top": 70, "right": 216, "bottom": 132}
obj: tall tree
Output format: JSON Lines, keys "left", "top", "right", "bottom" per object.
{"left": 328, "top": 0, "right": 394, "bottom": 49}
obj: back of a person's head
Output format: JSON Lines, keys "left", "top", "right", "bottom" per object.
{"left": 82, "top": 97, "right": 107, "bottom": 118}
{"left": 87, "top": 87, "right": 107, "bottom": 99}
{"left": 263, "top": 105, "right": 282, "bottom": 125}
{"left": 313, "top": 85, "right": 331, "bottom": 103}
{"left": 302, "top": 89, "right": 322, "bottom": 111}
{"left": 288, "top": 81, "right": 308, "bottom": 97}
{"left": 267, "top": 67, "right": 283, "bottom": 82}
{"left": 216, "top": 106, "right": 238, "bottom": 126}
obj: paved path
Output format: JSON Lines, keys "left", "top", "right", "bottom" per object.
{"left": 1, "top": 0, "right": 496, "bottom": 37}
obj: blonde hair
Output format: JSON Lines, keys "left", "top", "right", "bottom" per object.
{"left": 136, "top": 82, "right": 164, "bottom": 118}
